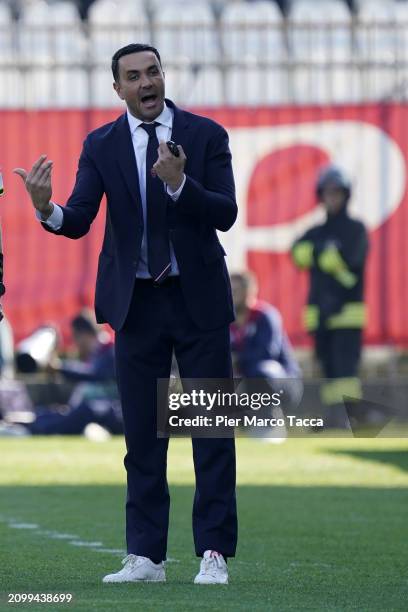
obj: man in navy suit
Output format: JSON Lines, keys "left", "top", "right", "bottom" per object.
{"left": 14, "top": 43, "right": 237, "bottom": 585}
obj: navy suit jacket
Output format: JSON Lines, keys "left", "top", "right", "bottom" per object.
{"left": 42, "top": 99, "right": 237, "bottom": 331}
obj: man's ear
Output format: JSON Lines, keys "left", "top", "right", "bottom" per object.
{"left": 113, "top": 81, "right": 124, "bottom": 100}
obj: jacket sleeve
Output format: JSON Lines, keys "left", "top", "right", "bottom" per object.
{"left": 41, "top": 137, "right": 104, "bottom": 239}
{"left": 340, "top": 222, "right": 369, "bottom": 271}
{"left": 174, "top": 126, "right": 238, "bottom": 232}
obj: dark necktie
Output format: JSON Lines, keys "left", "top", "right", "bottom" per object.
{"left": 140, "top": 122, "right": 171, "bottom": 283}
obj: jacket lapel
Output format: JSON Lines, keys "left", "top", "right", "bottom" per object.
{"left": 114, "top": 113, "right": 143, "bottom": 223}
{"left": 165, "top": 98, "right": 192, "bottom": 157}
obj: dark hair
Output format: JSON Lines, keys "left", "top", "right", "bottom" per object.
{"left": 230, "top": 271, "right": 258, "bottom": 293}
{"left": 71, "top": 310, "right": 98, "bottom": 336}
{"left": 111, "top": 43, "right": 162, "bottom": 82}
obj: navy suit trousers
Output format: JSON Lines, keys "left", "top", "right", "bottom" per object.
{"left": 114, "top": 278, "right": 237, "bottom": 562}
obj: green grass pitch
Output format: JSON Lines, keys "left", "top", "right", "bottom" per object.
{"left": 1, "top": 436, "right": 407, "bottom": 611}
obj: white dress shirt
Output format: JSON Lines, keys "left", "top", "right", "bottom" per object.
{"left": 38, "top": 102, "right": 185, "bottom": 278}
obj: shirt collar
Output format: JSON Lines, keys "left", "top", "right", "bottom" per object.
{"left": 127, "top": 102, "right": 173, "bottom": 134}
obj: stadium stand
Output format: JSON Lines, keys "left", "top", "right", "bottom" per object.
{"left": 154, "top": 2, "right": 218, "bottom": 64}
{"left": 0, "top": 2, "right": 18, "bottom": 108}
{"left": 19, "top": 0, "right": 85, "bottom": 62}
{"left": 288, "top": 0, "right": 358, "bottom": 103}
{"left": 0, "top": 0, "right": 408, "bottom": 106}
{"left": 154, "top": 1, "right": 222, "bottom": 105}
{"left": 355, "top": 0, "right": 398, "bottom": 100}
{"left": 18, "top": 0, "right": 88, "bottom": 107}
{"left": 88, "top": 0, "right": 149, "bottom": 107}
{"left": 165, "top": 65, "right": 224, "bottom": 106}
{"left": 221, "top": 0, "right": 289, "bottom": 104}
{"left": 393, "top": 0, "right": 408, "bottom": 95}
{"left": 0, "top": 1, "right": 12, "bottom": 60}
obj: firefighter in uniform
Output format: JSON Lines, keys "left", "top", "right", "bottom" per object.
{"left": 291, "top": 165, "right": 369, "bottom": 427}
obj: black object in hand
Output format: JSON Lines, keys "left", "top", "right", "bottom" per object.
{"left": 166, "top": 141, "right": 180, "bottom": 157}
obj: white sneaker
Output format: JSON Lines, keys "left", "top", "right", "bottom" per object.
{"left": 194, "top": 550, "right": 228, "bottom": 585}
{"left": 102, "top": 554, "right": 165, "bottom": 583}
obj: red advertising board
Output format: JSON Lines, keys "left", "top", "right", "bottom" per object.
{"left": 0, "top": 104, "right": 407, "bottom": 345}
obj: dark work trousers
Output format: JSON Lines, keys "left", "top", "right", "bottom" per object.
{"left": 315, "top": 328, "right": 362, "bottom": 379}
{"left": 114, "top": 278, "right": 237, "bottom": 563}
{"left": 315, "top": 328, "right": 363, "bottom": 428}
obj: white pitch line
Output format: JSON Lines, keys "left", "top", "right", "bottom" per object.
{"left": 92, "top": 548, "right": 126, "bottom": 555}
{"left": 35, "top": 530, "right": 80, "bottom": 540}
{"left": 70, "top": 540, "right": 104, "bottom": 548}
{"left": 1, "top": 515, "right": 178, "bottom": 563}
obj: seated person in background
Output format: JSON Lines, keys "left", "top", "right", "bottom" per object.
{"left": 1, "top": 310, "right": 123, "bottom": 436}
{"left": 51, "top": 309, "right": 115, "bottom": 383}
{"left": 230, "top": 272, "right": 302, "bottom": 441}
{"left": 230, "top": 272, "right": 300, "bottom": 380}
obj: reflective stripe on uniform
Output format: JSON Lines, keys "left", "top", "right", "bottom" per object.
{"left": 318, "top": 246, "right": 345, "bottom": 274}
{"left": 292, "top": 241, "right": 314, "bottom": 269}
{"left": 318, "top": 247, "right": 357, "bottom": 288}
{"left": 320, "top": 377, "right": 362, "bottom": 406}
{"left": 303, "top": 304, "right": 319, "bottom": 331}
{"left": 326, "top": 302, "right": 366, "bottom": 329}
{"left": 333, "top": 268, "right": 357, "bottom": 288}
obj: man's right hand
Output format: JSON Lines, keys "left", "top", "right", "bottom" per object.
{"left": 13, "top": 154, "right": 54, "bottom": 219}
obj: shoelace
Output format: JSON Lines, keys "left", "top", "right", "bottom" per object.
{"left": 201, "top": 554, "right": 224, "bottom": 575}
{"left": 121, "top": 554, "right": 143, "bottom": 567}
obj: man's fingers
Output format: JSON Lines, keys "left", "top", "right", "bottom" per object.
{"left": 30, "top": 160, "right": 52, "bottom": 184}
{"left": 157, "top": 142, "right": 171, "bottom": 160}
{"left": 31, "top": 154, "right": 48, "bottom": 175}
{"left": 33, "top": 161, "right": 53, "bottom": 184}
{"left": 37, "top": 165, "right": 53, "bottom": 186}
{"left": 157, "top": 142, "right": 186, "bottom": 162}
{"left": 26, "top": 155, "right": 49, "bottom": 184}
{"left": 14, "top": 155, "right": 49, "bottom": 186}
{"left": 13, "top": 168, "right": 28, "bottom": 181}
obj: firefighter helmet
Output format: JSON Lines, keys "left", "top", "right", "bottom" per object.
{"left": 316, "top": 165, "right": 352, "bottom": 203}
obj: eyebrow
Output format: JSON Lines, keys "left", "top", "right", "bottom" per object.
{"left": 126, "top": 65, "right": 159, "bottom": 76}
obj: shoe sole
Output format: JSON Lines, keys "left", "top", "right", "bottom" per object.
{"left": 103, "top": 579, "right": 166, "bottom": 584}
{"left": 194, "top": 579, "right": 228, "bottom": 585}
{"left": 103, "top": 576, "right": 166, "bottom": 584}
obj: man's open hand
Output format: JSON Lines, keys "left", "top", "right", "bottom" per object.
{"left": 14, "top": 154, "right": 54, "bottom": 219}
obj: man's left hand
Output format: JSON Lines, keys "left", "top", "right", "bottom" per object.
{"left": 152, "top": 141, "right": 186, "bottom": 192}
